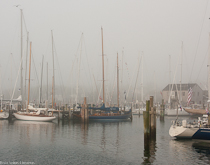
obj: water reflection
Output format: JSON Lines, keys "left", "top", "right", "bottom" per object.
{"left": 13, "top": 120, "right": 56, "bottom": 144}
{"left": 192, "top": 141, "right": 210, "bottom": 162}
{"left": 81, "top": 121, "right": 88, "bottom": 145}
{"left": 142, "top": 137, "right": 156, "bottom": 164}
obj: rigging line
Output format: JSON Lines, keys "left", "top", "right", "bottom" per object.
{"left": 92, "top": 71, "right": 99, "bottom": 101}
{"left": 83, "top": 34, "right": 94, "bottom": 91}
{"left": 168, "top": 54, "right": 180, "bottom": 103}
{"left": 21, "top": 11, "right": 28, "bottom": 33}
{"left": 132, "top": 55, "right": 142, "bottom": 102}
{"left": 2, "top": 54, "right": 13, "bottom": 98}
{"left": 110, "top": 57, "right": 117, "bottom": 105}
{"left": 97, "top": 82, "right": 102, "bottom": 105}
{"left": 53, "top": 41, "right": 66, "bottom": 103}
{"left": 182, "top": 44, "right": 191, "bottom": 82}
{"left": 31, "top": 52, "right": 40, "bottom": 86}
{"left": 126, "top": 55, "right": 140, "bottom": 102}
{"left": 68, "top": 34, "right": 82, "bottom": 82}
{"left": 10, "top": 53, "right": 24, "bottom": 105}
{"left": 196, "top": 46, "right": 209, "bottom": 81}
{"left": 189, "top": 0, "right": 209, "bottom": 81}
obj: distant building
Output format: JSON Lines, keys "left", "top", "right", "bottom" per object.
{"left": 162, "top": 83, "right": 206, "bottom": 107}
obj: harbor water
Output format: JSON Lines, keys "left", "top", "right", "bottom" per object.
{"left": 0, "top": 115, "right": 210, "bottom": 165}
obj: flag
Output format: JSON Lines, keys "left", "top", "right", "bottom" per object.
{"left": 180, "top": 105, "right": 182, "bottom": 111}
{"left": 187, "top": 87, "right": 192, "bottom": 106}
{"left": 206, "top": 108, "right": 209, "bottom": 115}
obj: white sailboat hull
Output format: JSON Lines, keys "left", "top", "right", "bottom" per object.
{"left": 169, "top": 125, "right": 198, "bottom": 138}
{"left": 14, "top": 113, "right": 56, "bottom": 122}
{"left": 0, "top": 112, "right": 9, "bottom": 119}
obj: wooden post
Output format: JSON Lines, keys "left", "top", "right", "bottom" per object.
{"left": 150, "top": 96, "right": 156, "bottom": 139}
{"left": 69, "top": 105, "right": 71, "bottom": 120}
{"left": 143, "top": 100, "right": 150, "bottom": 139}
{"left": 81, "top": 97, "right": 88, "bottom": 122}
{"left": 160, "top": 99, "right": 164, "bottom": 121}
{"left": 58, "top": 108, "right": 60, "bottom": 121}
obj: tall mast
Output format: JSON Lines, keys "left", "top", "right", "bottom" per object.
{"left": 24, "top": 32, "right": 29, "bottom": 108}
{"left": 75, "top": 34, "right": 83, "bottom": 107}
{"left": 180, "top": 42, "right": 183, "bottom": 104}
{"left": 47, "top": 62, "right": 48, "bottom": 101}
{"left": 141, "top": 53, "right": 143, "bottom": 106}
{"left": 40, "top": 55, "right": 44, "bottom": 104}
{"left": 26, "top": 42, "right": 32, "bottom": 112}
{"left": 208, "top": 33, "right": 210, "bottom": 102}
{"left": 51, "top": 30, "right": 55, "bottom": 108}
{"left": 121, "top": 48, "right": 124, "bottom": 106}
{"left": 101, "top": 27, "right": 105, "bottom": 105}
{"left": 117, "top": 53, "right": 119, "bottom": 107}
{"left": 20, "top": 9, "right": 23, "bottom": 109}
{"left": 169, "top": 55, "right": 171, "bottom": 100}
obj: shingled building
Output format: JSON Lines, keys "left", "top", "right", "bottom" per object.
{"left": 162, "top": 83, "right": 207, "bottom": 107}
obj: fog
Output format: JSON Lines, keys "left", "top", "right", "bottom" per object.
{"left": 0, "top": 0, "right": 210, "bottom": 105}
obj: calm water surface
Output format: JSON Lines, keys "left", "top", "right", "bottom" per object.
{"left": 0, "top": 115, "right": 210, "bottom": 165}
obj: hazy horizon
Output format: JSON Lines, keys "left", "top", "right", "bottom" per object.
{"left": 1, "top": 0, "right": 210, "bottom": 105}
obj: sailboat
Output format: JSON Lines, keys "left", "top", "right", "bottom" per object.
{"left": 169, "top": 34, "right": 210, "bottom": 140}
{"left": 73, "top": 28, "right": 132, "bottom": 120}
{"left": 14, "top": 42, "right": 56, "bottom": 122}
{"left": 165, "top": 44, "right": 190, "bottom": 116}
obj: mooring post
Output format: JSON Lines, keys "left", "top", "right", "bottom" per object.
{"left": 81, "top": 97, "right": 88, "bottom": 122}
{"left": 150, "top": 96, "right": 156, "bottom": 139}
{"left": 58, "top": 106, "right": 60, "bottom": 121}
{"left": 160, "top": 99, "right": 165, "bottom": 121}
{"left": 8, "top": 104, "right": 13, "bottom": 120}
{"left": 143, "top": 100, "right": 150, "bottom": 140}
{"left": 208, "top": 115, "right": 210, "bottom": 125}
{"left": 84, "top": 99, "right": 89, "bottom": 121}
{"left": 68, "top": 105, "right": 71, "bottom": 120}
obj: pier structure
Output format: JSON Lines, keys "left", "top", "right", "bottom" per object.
{"left": 160, "top": 99, "right": 165, "bottom": 121}
{"left": 143, "top": 96, "right": 156, "bottom": 140}
{"left": 80, "top": 97, "right": 89, "bottom": 122}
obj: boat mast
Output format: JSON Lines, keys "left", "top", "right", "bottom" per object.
{"left": 20, "top": 9, "right": 23, "bottom": 109}
{"left": 46, "top": 62, "right": 48, "bottom": 101}
{"left": 117, "top": 53, "right": 119, "bottom": 107}
{"left": 180, "top": 42, "right": 183, "bottom": 105}
{"left": 24, "top": 32, "right": 29, "bottom": 108}
{"left": 26, "top": 42, "right": 32, "bottom": 112}
{"left": 101, "top": 27, "right": 105, "bottom": 105}
{"left": 141, "top": 53, "right": 143, "bottom": 108}
{"left": 51, "top": 30, "right": 55, "bottom": 109}
{"left": 208, "top": 33, "right": 210, "bottom": 104}
{"left": 40, "top": 55, "right": 44, "bottom": 105}
{"left": 121, "top": 48, "right": 124, "bottom": 106}
{"left": 169, "top": 55, "right": 171, "bottom": 105}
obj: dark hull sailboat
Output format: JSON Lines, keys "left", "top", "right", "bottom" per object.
{"left": 73, "top": 28, "right": 132, "bottom": 120}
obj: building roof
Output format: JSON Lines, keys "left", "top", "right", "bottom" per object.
{"left": 162, "top": 83, "right": 199, "bottom": 91}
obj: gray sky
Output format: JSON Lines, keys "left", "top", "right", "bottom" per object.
{"left": 0, "top": 0, "right": 210, "bottom": 103}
